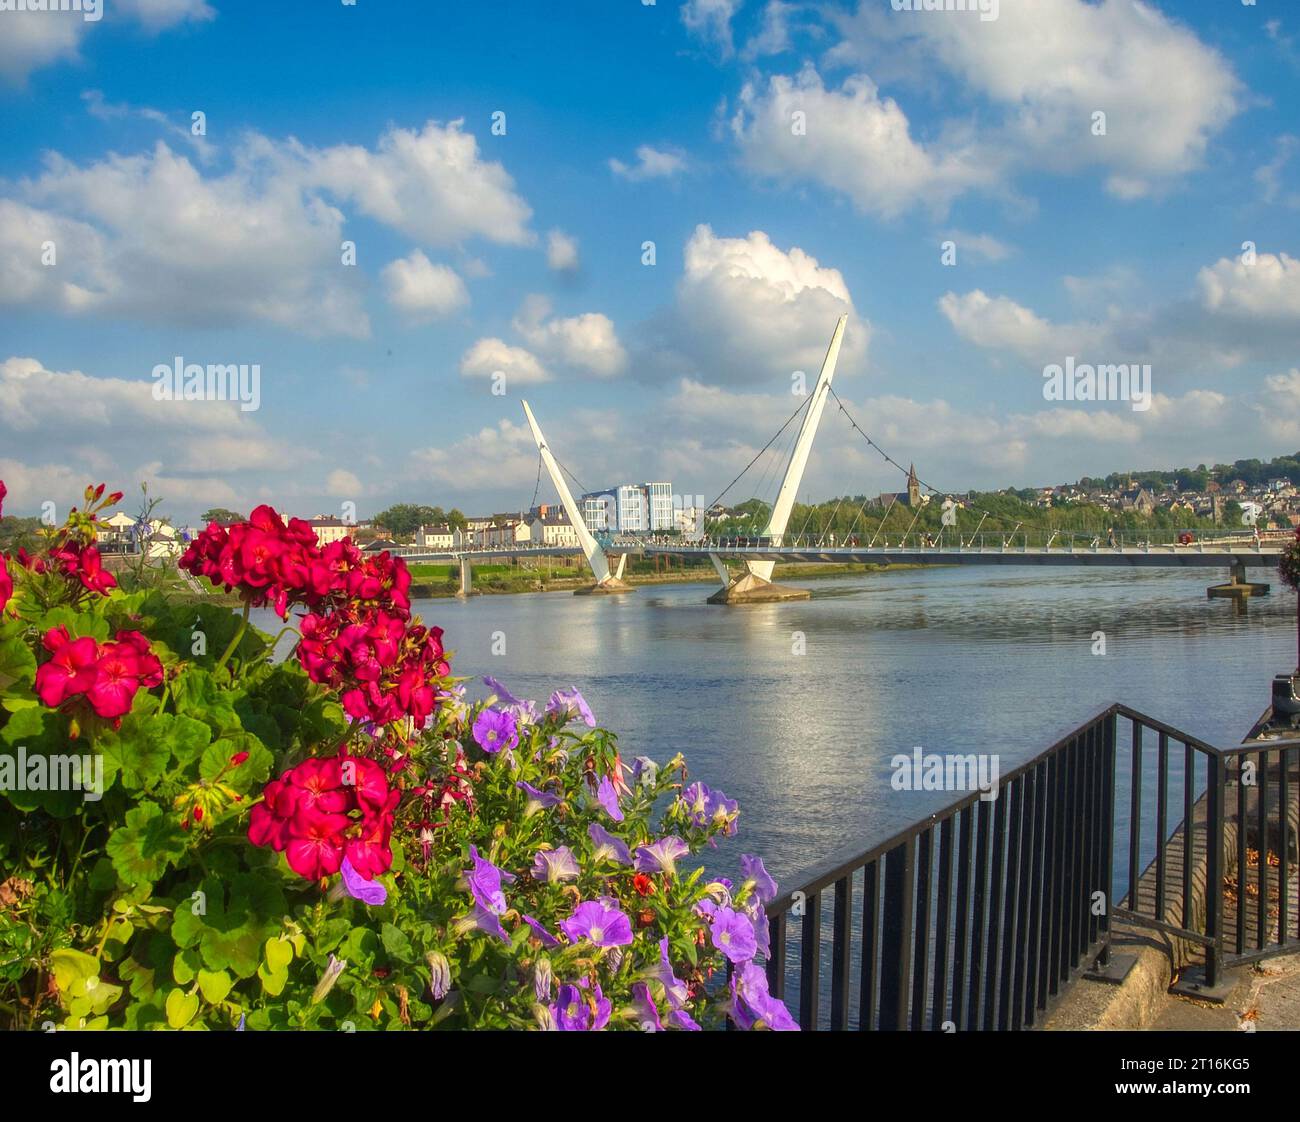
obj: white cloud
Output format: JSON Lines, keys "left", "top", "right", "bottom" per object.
{"left": 294, "top": 119, "right": 533, "bottom": 248}
{"left": 112, "top": 0, "right": 215, "bottom": 32}
{"left": 546, "top": 229, "right": 580, "bottom": 272}
{"left": 682, "top": 0, "right": 741, "bottom": 55}
{"left": 0, "top": 0, "right": 214, "bottom": 84}
{"left": 0, "top": 119, "right": 535, "bottom": 336}
{"left": 0, "top": 10, "right": 82, "bottom": 85}
{"left": 512, "top": 295, "right": 627, "bottom": 379}
{"left": 1197, "top": 252, "right": 1300, "bottom": 322}
{"left": 0, "top": 356, "right": 312, "bottom": 513}
{"left": 608, "top": 145, "right": 687, "bottom": 182}
{"left": 410, "top": 418, "right": 542, "bottom": 491}
{"left": 638, "top": 224, "right": 866, "bottom": 385}
{"left": 938, "top": 289, "right": 1103, "bottom": 363}
{"left": 1257, "top": 370, "right": 1300, "bottom": 443}
{"left": 5, "top": 142, "right": 368, "bottom": 336}
{"left": 381, "top": 250, "right": 468, "bottom": 321}
{"left": 730, "top": 66, "right": 996, "bottom": 220}
{"left": 944, "top": 231, "right": 1012, "bottom": 264}
{"left": 458, "top": 338, "right": 551, "bottom": 386}
{"left": 828, "top": 0, "right": 1242, "bottom": 200}
{"left": 326, "top": 469, "right": 363, "bottom": 497}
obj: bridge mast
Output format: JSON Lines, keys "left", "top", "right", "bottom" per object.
{"left": 521, "top": 400, "right": 629, "bottom": 593}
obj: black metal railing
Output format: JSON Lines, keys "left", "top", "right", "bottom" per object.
{"left": 765, "top": 703, "right": 1300, "bottom": 1029}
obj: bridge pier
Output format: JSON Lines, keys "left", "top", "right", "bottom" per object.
{"left": 456, "top": 557, "right": 473, "bottom": 598}
{"left": 708, "top": 572, "right": 811, "bottom": 605}
{"left": 1207, "top": 561, "right": 1268, "bottom": 612}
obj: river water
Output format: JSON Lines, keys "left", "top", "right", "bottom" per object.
{"left": 417, "top": 566, "right": 1294, "bottom": 885}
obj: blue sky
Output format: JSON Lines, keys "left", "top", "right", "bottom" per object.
{"left": 1, "top": 0, "right": 1298, "bottom": 523}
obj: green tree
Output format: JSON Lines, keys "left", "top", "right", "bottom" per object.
{"left": 200, "top": 508, "right": 245, "bottom": 525}
{"left": 446, "top": 509, "right": 467, "bottom": 532}
{"left": 373, "top": 504, "right": 426, "bottom": 542}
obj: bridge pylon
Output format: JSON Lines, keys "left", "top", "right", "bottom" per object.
{"left": 521, "top": 400, "right": 632, "bottom": 595}
{"left": 709, "top": 314, "right": 848, "bottom": 604}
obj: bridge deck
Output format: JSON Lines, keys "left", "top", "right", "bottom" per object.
{"left": 394, "top": 543, "right": 1282, "bottom": 569}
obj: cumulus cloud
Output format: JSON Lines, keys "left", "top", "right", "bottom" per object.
{"left": 0, "top": 355, "right": 315, "bottom": 514}
{"left": 0, "top": 0, "right": 214, "bottom": 84}
{"left": 381, "top": 250, "right": 468, "bottom": 321}
{"left": 410, "top": 418, "right": 542, "bottom": 491}
{"left": 681, "top": 0, "right": 741, "bottom": 55}
{"left": 458, "top": 338, "right": 551, "bottom": 386}
{"left": 546, "top": 229, "right": 580, "bottom": 272}
{"left": 0, "top": 119, "right": 532, "bottom": 336}
{"left": 1197, "top": 252, "right": 1300, "bottom": 322}
{"left": 637, "top": 224, "right": 866, "bottom": 386}
{"left": 293, "top": 120, "right": 532, "bottom": 248}
{"left": 512, "top": 295, "right": 627, "bottom": 379}
{"left": 730, "top": 66, "right": 998, "bottom": 220}
{"left": 609, "top": 145, "right": 687, "bottom": 182}
{"left": 826, "top": 0, "right": 1242, "bottom": 200}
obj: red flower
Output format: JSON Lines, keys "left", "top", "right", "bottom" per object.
{"left": 34, "top": 628, "right": 98, "bottom": 707}
{"left": 633, "top": 873, "right": 657, "bottom": 897}
{"left": 249, "top": 753, "right": 399, "bottom": 883}
{"left": 33, "top": 627, "right": 162, "bottom": 720}
{"left": 51, "top": 541, "right": 117, "bottom": 596}
{"left": 0, "top": 555, "right": 11, "bottom": 616}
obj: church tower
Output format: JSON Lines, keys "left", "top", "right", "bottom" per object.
{"left": 907, "top": 464, "right": 920, "bottom": 507}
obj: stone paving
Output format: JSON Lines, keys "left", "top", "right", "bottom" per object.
{"left": 1151, "top": 952, "right": 1300, "bottom": 1031}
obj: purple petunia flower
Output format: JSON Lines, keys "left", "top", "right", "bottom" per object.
{"left": 454, "top": 903, "right": 510, "bottom": 944}
{"left": 466, "top": 844, "right": 515, "bottom": 915}
{"left": 472, "top": 708, "right": 519, "bottom": 755}
{"left": 634, "top": 835, "right": 691, "bottom": 877}
{"left": 546, "top": 687, "right": 596, "bottom": 727}
{"left": 587, "top": 822, "right": 632, "bottom": 866}
{"left": 485, "top": 676, "right": 540, "bottom": 725}
{"left": 730, "top": 961, "right": 798, "bottom": 1031}
{"left": 516, "top": 780, "right": 562, "bottom": 816}
{"left": 632, "top": 755, "right": 658, "bottom": 788}
{"left": 740, "top": 853, "right": 778, "bottom": 907}
{"left": 654, "top": 937, "right": 690, "bottom": 1010}
{"left": 595, "top": 774, "right": 624, "bottom": 822}
{"left": 710, "top": 906, "right": 758, "bottom": 964}
{"left": 669, "top": 1008, "right": 701, "bottom": 1031}
{"left": 631, "top": 982, "right": 662, "bottom": 1032}
{"left": 522, "top": 914, "right": 561, "bottom": 947}
{"left": 340, "top": 856, "right": 387, "bottom": 906}
{"left": 559, "top": 899, "right": 634, "bottom": 948}
{"left": 682, "top": 781, "right": 739, "bottom": 836}
{"left": 532, "top": 845, "right": 581, "bottom": 884}
{"left": 551, "top": 982, "right": 611, "bottom": 1031}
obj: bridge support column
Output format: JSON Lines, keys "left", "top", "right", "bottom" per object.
{"left": 1207, "top": 561, "right": 1268, "bottom": 612}
{"left": 707, "top": 571, "right": 812, "bottom": 605}
{"left": 456, "top": 557, "right": 473, "bottom": 598}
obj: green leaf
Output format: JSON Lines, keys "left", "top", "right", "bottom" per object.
{"left": 106, "top": 802, "right": 189, "bottom": 888}
{"left": 380, "top": 923, "right": 414, "bottom": 964}
{"left": 0, "top": 625, "right": 36, "bottom": 691}
{"left": 165, "top": 987, "right": 199, "bottom": 1028}
{"left": 49, "top": 948, "right": 99, "bottom": 994}
{"left": 264, "top": 936, "right": 293, "bottom": 973}
{"left": 197, "top": 968, "right": 232, "bottom": 1004}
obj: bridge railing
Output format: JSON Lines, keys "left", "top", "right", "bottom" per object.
{"left": 660, "top": 528, "right": 1287, "bottom": 553}
{"left": 761, "top": 704, "right": 1300, "bottom": 1030}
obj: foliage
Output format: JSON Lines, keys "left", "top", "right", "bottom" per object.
{"left": 0, "top": 484, "right": 794, "bottom": 1031}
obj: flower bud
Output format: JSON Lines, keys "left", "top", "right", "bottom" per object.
{"left": 310, "top": 954, "right": 347, "bottom": 1004}
{"left": 230, "top": 751, "right": 250, "bottom": 767}
{"left": 532, "top": 956, "right": 552, "bottom": 1002}
{"left": 425, "top": 951, "right": 451, "bottom": 1001}
{"left": 532, "top": 1003, "right": 556, "bottom": 1031}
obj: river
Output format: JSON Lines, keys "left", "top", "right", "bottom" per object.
{"left": 376, "top": 565, "right": 1291, "bottom": 885}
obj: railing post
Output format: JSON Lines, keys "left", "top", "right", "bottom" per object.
{"left": 1098, "top": 711, "right": 1117, "bottom": 965}
{"left": 1205, "top": 753, "right": 1226, "bottom": 989}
